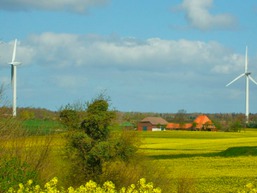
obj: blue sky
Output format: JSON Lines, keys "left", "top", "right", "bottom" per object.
{"left": 1, "top": 0, "right": 257, "bottom": 114}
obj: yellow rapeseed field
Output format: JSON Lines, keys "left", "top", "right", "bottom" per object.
{"left": 140, "top": 130, "right": 257, "bottom": 192}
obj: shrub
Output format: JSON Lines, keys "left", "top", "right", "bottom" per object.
{"left": 0, "top": 157, "right": 38, "bottom": 192}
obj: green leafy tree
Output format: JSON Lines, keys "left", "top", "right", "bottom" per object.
{"left": 59, "top": 109, "right": 80, "bottom": 130}
{"left": 66, "top": 95, "right": 139, "bottom": 185}
{"left": 81, "top": 99, "right": 113, "bottom": 141}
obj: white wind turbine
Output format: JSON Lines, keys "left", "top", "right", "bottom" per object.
{"left": 226, "top": 46, "right": 257, "bottom": 124}
{"left": 9, "top": 39, "right": 21, "bottom": 117}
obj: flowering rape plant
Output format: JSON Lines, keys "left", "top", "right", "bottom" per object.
{"left": 238, "top": 182, "right": 257, "bottom": 193}
{"left": 8, "top": 177, "right": 161, "bottom": 193}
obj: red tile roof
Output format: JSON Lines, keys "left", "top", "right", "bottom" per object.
{"left": 166, "top": 123, "right": 192, "bottom": 129}
{"left": 166, "top": 115, "right": 215, "bottom": 130}
{"left": 193, "top": 114, "right": 213, "bottom": 128}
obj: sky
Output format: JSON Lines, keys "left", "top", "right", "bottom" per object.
{"left": 1, "top": 0, "right": 257, "bottom": 114}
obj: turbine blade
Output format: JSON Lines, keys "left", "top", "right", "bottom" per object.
{"left": 249, "top": 75, "right": 257, "bottom": 85}
{"left": 226, "top": 73, "right": 245, "bottom": 87}
{"left": 11, "top": 39, "right": 17, "bottom": 63}
{"left": 245, "top": 46, "right": 248, "bottom": 73}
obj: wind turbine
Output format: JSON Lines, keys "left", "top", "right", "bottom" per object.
{"left": 9, "top": 39, "right": 21, "bottom": 117}
{"left": 226, "top": 46, "right": 257, "bottom": 124}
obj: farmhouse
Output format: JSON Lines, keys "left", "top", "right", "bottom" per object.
{"left": 137, "top": 117, "right": 168, "bottom": 131}
{"left": 193, "top": 114, "right": 216, "bottom": 131}
{"left": 166, "top": 114, "right": 216, "bottom": 131}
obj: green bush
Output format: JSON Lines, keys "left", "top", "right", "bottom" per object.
{"left": 0, "top": 157, "right": 38, "bottom": 192}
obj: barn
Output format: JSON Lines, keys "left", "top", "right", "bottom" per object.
{"left": 193, "top": 114, "right": 216, "bottom": 131}
{"left": 137, "top": 117, "right": 168, "bottom": 131}
{"left": 166, "top": 114, "right": 216, "bottom": 131}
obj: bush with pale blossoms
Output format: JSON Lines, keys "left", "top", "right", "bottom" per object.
{"left": 7, "top": 177, "right": 162, "bottom": 193}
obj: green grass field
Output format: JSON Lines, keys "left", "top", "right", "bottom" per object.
{"left": 139, "top": 130, "right": 257, "bottom": 192}
{"left": 22, "top": 119, "right": 65, "bottom": 135}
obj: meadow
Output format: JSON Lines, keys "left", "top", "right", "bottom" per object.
{"left": 139, "top": 130, "right": 257, "bottom": 192}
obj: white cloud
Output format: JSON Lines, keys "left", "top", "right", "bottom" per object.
{"left": 179, "top": 0, "right": 237, "bottom": 30}
{"left": 0, "top": 0, "right": 109, "bottom": 13}
{"left": 0, "top": 33, "right": 244, "bottom": 75}
{"left": 0, "top": 34, "right": 252, "bottom": 112}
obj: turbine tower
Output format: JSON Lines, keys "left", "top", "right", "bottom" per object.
{"left": 226, "top": 46, "right": 257, "bottom": 124}
{"left": 9, "top": 39, "right": 21, "bottom": 117}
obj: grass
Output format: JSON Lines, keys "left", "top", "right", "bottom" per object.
{"left": 139, "top": 130, "right": 257, "bottom": 192}
{"left": 22, "top": 119, "right": 66, "bottom": 135}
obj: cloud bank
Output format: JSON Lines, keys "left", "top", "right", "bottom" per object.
{"left": 0, "top": 33, "right": 250, "bottom": 112}
{"left": 0, "top": 33, "right": 243, "bottom": 74}
{"left": 179, "top": 0, "right": 237, "bottom": 30}
{"left": 0, "top": 0, "right": 109, "bottom": 13}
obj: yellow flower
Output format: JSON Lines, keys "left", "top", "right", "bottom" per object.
{"left": 246, "top": 183, "right": 254, "bottom": 189}
{"left": 27, "top": 179, "right": 33, "bottom": 186}
{"left": 103, "top": 181, "right": 115, "bottom": 190}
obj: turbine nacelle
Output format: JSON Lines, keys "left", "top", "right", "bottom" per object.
{"left": 9, "top": 62, "right": 21, "bottom": 66}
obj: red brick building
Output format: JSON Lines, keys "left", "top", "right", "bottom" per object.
{"left": 137, "top": 117, "right": 168, "bottom": 131}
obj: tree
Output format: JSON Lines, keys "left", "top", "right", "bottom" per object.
{"left": 81, "top": 98, "right": 114, "bottom": 140}
{"left": 230, "top": 120, "right": 243, "bottom": 132}
{"left": 59, "top": 102, "right": 86, "bottom": 130}
{"left": 65, "top": 95, "right": 139, "bottom": 184}
{"left": 174, "top": 109, "right": 187, "bottom": 128}
{"left": 59, "top": 109, "right": 80, "bottom": 130}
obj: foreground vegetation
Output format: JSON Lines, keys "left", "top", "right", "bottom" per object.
{"left": 2, "top": 127, "right": 257, "bottom": 192}
{"left": 2, "top": 96, "right": 257, "bottom": 192}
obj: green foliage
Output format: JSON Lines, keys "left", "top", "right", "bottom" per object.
{"left": 65, "top": 95, "right": 140, "bottom": 186}
{"left": 81, "top": 98, "right": 115, "bottom": 141}
{"left": 230, "top": 120, "right": 243, "bottom": 132}
{"left": 81, "top": 113, "right": 110, "bottom": 141}
{"left": 112, "top": 131, "right": 140, "bottom": 161}
{"left": 0, "top": 157, "right": 38, "bottom": 192}
{"left": 59, "top": 109, "right": 80, "bottom": 130}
